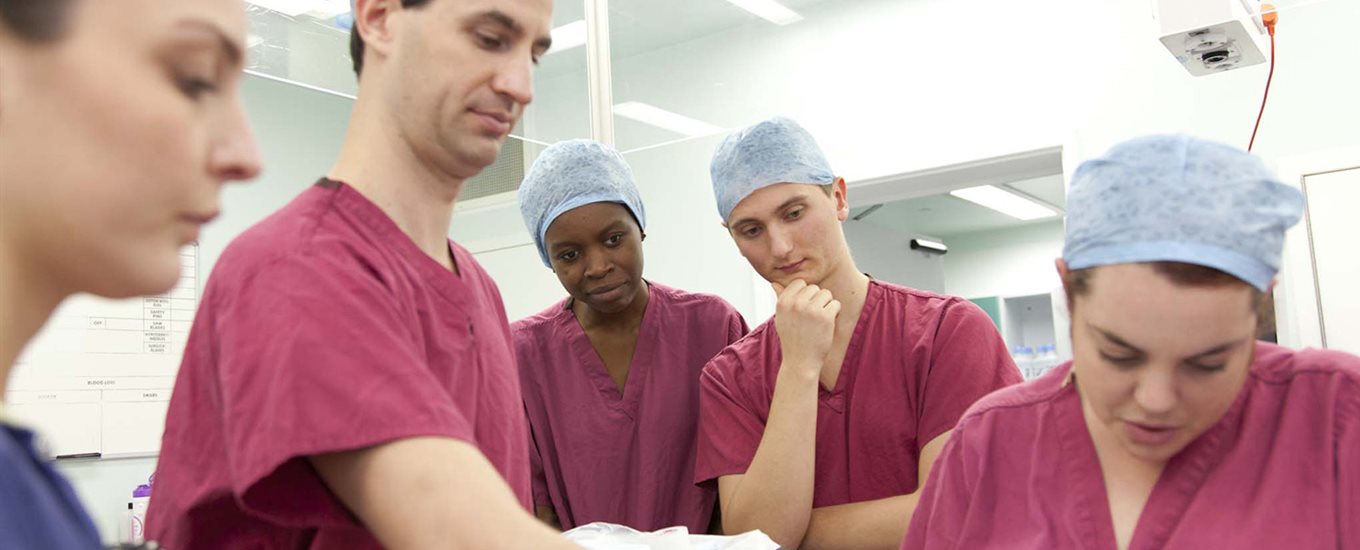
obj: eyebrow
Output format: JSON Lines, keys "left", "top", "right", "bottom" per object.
{"left": 729, "top": 196, "right": 807, "bottom": 229}
{"left": 596, "top": 219, "right": 630, "bottom": 236}
{"left": 472, "top": 10, "right": 553, "bottom": 52}
{"left": 1089, "top": 323, "right": 1245, "bottom": 359}
{"left": 549, "top": 219, "right": 631, "bottom": 251}
{"left": 174, "top": 18, "right": 243, "bottom": 68}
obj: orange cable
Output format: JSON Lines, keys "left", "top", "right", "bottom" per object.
{"left": 1248, "top": 4, "right": 1278, "bottom": 152}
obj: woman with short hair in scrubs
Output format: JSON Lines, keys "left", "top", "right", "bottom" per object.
{"left": 513, "top": 140, "right": 749, "bottom": 533}
{"left": 903, "top": 135, "right": 1359, "bottom": 550}
{"left": 0, "top": 0, "right": 260, "bottom": 546}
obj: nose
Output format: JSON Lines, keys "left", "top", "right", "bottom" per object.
{"left": 491, "top": 53, "right": 535, "bottom": 108}
{"left": 584, "top": 250, "right": 612, "bottom": 280}
{"left": 768, "top": 226, "right": 794, "bottom": 260}
{"left": 1133, "top": 365, "right": 1179, "bottom": 417}
{"left": 209, "top": 95, "right": 262, "bottom": 183}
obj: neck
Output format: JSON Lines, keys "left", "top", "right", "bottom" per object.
{"left": 814, "top": 255, "right": 872, "bottom": 325}
{"left": 1078, "top": 378, "right": 1169, "bottom": 474}
{"left": 573, "top": 281, "right": 650, "bottom": 332}
{"left": 0, "top": 242, "right": 68, "bottom": 395}
{"left": 328, "top": 94, "right": 465, "bottom": 270}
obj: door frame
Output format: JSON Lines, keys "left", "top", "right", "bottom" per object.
{"left": 1273, "top": 146, "right": 1360, "bottom": 350}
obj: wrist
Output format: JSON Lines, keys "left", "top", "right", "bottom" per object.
{"left": 777, "top": 358, "right": 822, "bottom": 383}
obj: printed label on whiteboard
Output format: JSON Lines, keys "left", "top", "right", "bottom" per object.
{"left": 5, "top": 244, "right": 198, "bottom": 457}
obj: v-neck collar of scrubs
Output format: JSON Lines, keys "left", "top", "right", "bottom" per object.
{"left": 318, "top": 179, "right": 474, "bottom": 310}
{"left": 557, "top": 281, "right": 656, "bottom": 418}
{"left": 1058, "top": 365, "right": 1253, "bottom": 550}
{"left": 817, "top": 279, "right": 885, "bottom": 413}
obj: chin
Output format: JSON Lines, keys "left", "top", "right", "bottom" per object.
{"left": 1121, "top": 436, "right": 1191, "bottom": 464}
{"left": 92, "top": 252, "right": 184, "bottom": 299}
{"left": 439, "top": 135, "right": 497, "bottom": 177}
{"left": 468, "top": 133, "right": 505, "bottom": 158}
{"left": 584, "top": 294, "right": 632, "bottom": 315}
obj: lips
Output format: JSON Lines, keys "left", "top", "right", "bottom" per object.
{"left": 472, "top": 109, "right": 514, "bottom": 136}
{"left": 1123, "top": 420, "right": 1179, "bottom": 447}
{"left": 777, "top": 259, "right": 805, "bottom": 273}
{"left": 588, "top": 281, "right": 625, "bottom": 296}
{"left": 182, "top": 211, "right": 219, "bottom": 225}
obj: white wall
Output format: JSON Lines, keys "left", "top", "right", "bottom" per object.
{"left": 55, "top": 457, "right": 157, "bottom": 544}
{"left": 943, "top": 220, "right": 1064, "bottom": 300}
{"left": 56, "top": 73, "right": 355, "bottom": 545}
{"left": 515, "top": 0, "right": 1091, "bottom": 325}
{"left": 1068, "top": 0, "right": 1360, "bottom": 167}
{"left": 473, "top": 243, "right": 570, "bottom": 322}
{"left": 843, "top": 221, "right": 947, "bottom": 293}
{"left": 535, "top": 0, "right": 1084, "bottom": 179}
{"left": 624, "top": 138, "right": 765, "bottom": 323}
{"left": 1301, "top": 167, "right": 1360, "bottom": 355}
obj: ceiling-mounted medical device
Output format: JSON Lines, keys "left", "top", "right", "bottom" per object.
{"left": 1156, "top": 0, "right": 1271, "bottom": 76}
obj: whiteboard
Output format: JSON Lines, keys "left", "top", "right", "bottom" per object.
{"left": 4, "top": 245, "right": 197, "bottom": 458}
{"left": 1303, "top": 167, "right": 1360, "bottom": 355}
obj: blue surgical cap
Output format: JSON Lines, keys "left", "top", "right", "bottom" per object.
{"left": 518, "top": 139, "right": 646, "bottom": 267}
{"left": 710, "top": 116, "right": 836, "bottom": 222}
{"left": 1063, "top": 134, "right": 1304, "bottom": 291}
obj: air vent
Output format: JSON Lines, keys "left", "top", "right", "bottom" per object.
{"left": 459, "top": 138, "right": 527, "bottom": 201}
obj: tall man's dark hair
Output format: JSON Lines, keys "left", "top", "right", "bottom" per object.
{"left": 349, "top": 0, "right": 435, "bottom": 75}
{"left": 0, "top": 0, "right": 75, "bottom": 42}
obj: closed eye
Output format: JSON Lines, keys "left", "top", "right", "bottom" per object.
{"left": 176, "top": 75, "right": 219, "bottom": 99}
{"left": 476, "top": 32, "right": 508, "bottom": 51}
{"left": 1184, "top": 359, "right": 1227, "bottom": 373}
{"left": 1100, "top": 351, "right": 1143, "bottom": 368}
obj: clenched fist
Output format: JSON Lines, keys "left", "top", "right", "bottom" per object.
{"left": 771, "top": 279, "right": 841, "bottom": 378}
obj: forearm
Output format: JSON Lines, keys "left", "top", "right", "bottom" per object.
{"left": 720, "top": 362, "right": 820, "bottom": 547}
{"left": 802, "top": 493, "right": 919, "bottom": 550}
{"left": 801, "top": 432, "right": 950, "bottom": 549}
{"left": 311, "top": 437, "right": 580, "bottom": 550}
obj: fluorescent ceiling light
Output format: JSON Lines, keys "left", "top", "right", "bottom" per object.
{"left": 613, "top": 102, "right": 723, "bottom": 137}
{"left": 245, "top": 0, "right": 322, "bottom": 17}
{"left": 547, "top": 20, "right": 588, "bottom": 56}
{"left": 949, "top": 185, "right": 1058, "bottom": 221}
{"left": 724, "top": 0, "right": 804, "bottom": 25}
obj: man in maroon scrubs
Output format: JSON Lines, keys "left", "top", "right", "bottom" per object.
{"left": 147, "top": 0, "right": 581, "bottom": 548}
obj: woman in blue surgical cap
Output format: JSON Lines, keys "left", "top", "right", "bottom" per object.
{"left": 903, "top": 135, "right": 1359, "bottom": 550}
{"left": 512, "top": 140, "right": 748, "bottom": 533}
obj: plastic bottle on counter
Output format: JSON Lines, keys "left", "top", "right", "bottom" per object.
{"left": 1012, "top": 346, "right": 1037, "bottom": 380}
{"left": 1036, "top": 344, "right": 1060, "bottom": 377}
{"left": 130, "top": 481, "right": 151, "bottom": 544}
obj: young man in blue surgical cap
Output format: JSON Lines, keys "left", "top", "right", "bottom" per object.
{"left": 694, "top": 117, "right": 1022, "bottom": 548}
{"left": 514, "top": 140, "right": 748, "bottom": 533}
{"left": 904, "top": 135, "right": 1360, "bottom": 550}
